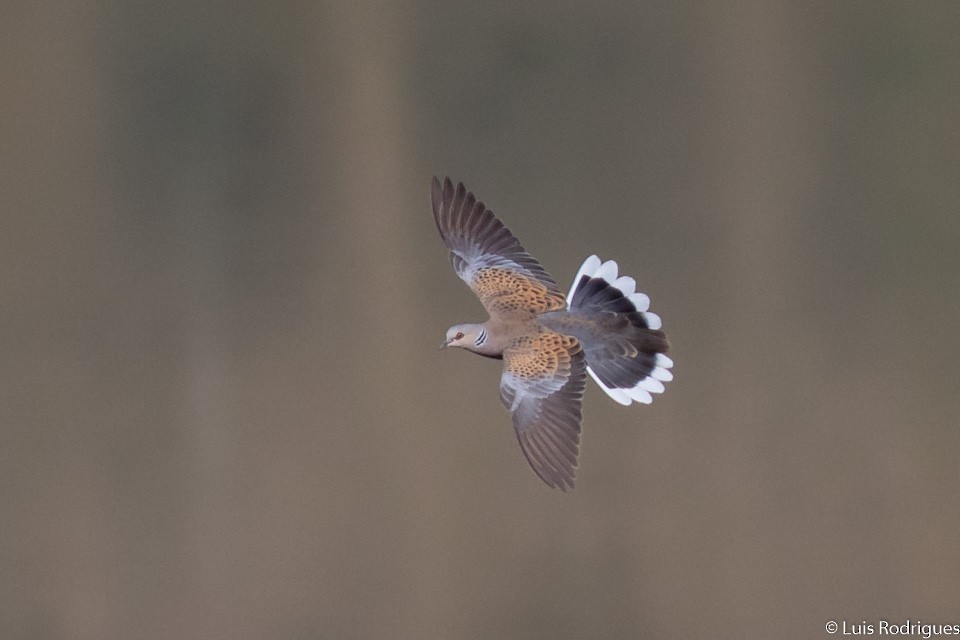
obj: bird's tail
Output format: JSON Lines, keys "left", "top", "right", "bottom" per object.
{"left": 564, "top": 255, "right": 673, "bottom": 405}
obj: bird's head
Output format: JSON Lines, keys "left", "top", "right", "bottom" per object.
{"left": 440, "top": 323, "right": 485, "bottom": 350}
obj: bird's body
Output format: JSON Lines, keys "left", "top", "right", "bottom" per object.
{"left": 433, "top": 177, "right": 673, "bottom": 489}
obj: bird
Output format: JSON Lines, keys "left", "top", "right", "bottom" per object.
{"left": 433, "top": 177, "right": 673, "bottom": 490}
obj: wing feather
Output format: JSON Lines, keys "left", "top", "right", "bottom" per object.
{"left": 432, "top": 177, "right": 566, "bottom": 320}
{"left": 500, "top": 332, "right": 586, "bottom": 490}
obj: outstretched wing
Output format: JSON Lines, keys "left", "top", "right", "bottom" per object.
{"left": 499, "top": 332, "right": 587, "bottom": 490}
{"left": 432, "top": 177, "right": 566, "bottom": 319}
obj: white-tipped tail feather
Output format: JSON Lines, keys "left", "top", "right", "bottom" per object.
{"left": 566, "top": 255, "right": 602, "bottom": 306}
{"left": 567, "top": 255, "right": 673, "bottom": 406}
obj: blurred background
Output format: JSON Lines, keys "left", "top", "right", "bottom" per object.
{"left": 2, "top": 1, "right": 959, "bottom": 638}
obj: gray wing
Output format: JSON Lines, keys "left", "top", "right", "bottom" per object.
{"left": 499, "top": 332, "right": 587, "bottom": 490}
{"left": 431, "top": 177, "right": 566, "bottom": 319}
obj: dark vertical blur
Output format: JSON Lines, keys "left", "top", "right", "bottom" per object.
{"left": 2, "top": 1, "right": 958, "bottom": 638}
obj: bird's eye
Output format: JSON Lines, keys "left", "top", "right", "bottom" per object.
{"left": 455, "top": 332, "right": 464, "bottom": 340}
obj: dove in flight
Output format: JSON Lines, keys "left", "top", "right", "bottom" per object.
{"left": 433, "top": 177, "right": 673, "bottom": 490}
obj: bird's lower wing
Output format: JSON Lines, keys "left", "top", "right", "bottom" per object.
{"left": 500, "top": 332, "right": 587, "bottom": 490}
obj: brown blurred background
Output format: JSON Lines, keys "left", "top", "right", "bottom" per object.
{"left": 2, "top": 2, "right": 959, "bottom": 639}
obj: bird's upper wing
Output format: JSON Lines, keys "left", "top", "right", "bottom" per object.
{"left": 432, "top": 177, "right": 566, "bottom": 320}
{"left": 499, "top": 331, "right": 587, "bottom": 490}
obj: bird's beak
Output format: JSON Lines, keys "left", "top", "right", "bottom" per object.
{"left": 439, "top": 340, "right": 449, "bottom": 350}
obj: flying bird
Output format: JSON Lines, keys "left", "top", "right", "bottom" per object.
{"left": 433, "top": 177, "right": 673, "bottom": 490}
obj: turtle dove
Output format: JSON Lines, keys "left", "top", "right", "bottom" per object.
{"left": 433, "top": 177, "right": 673, "bottom": 490}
